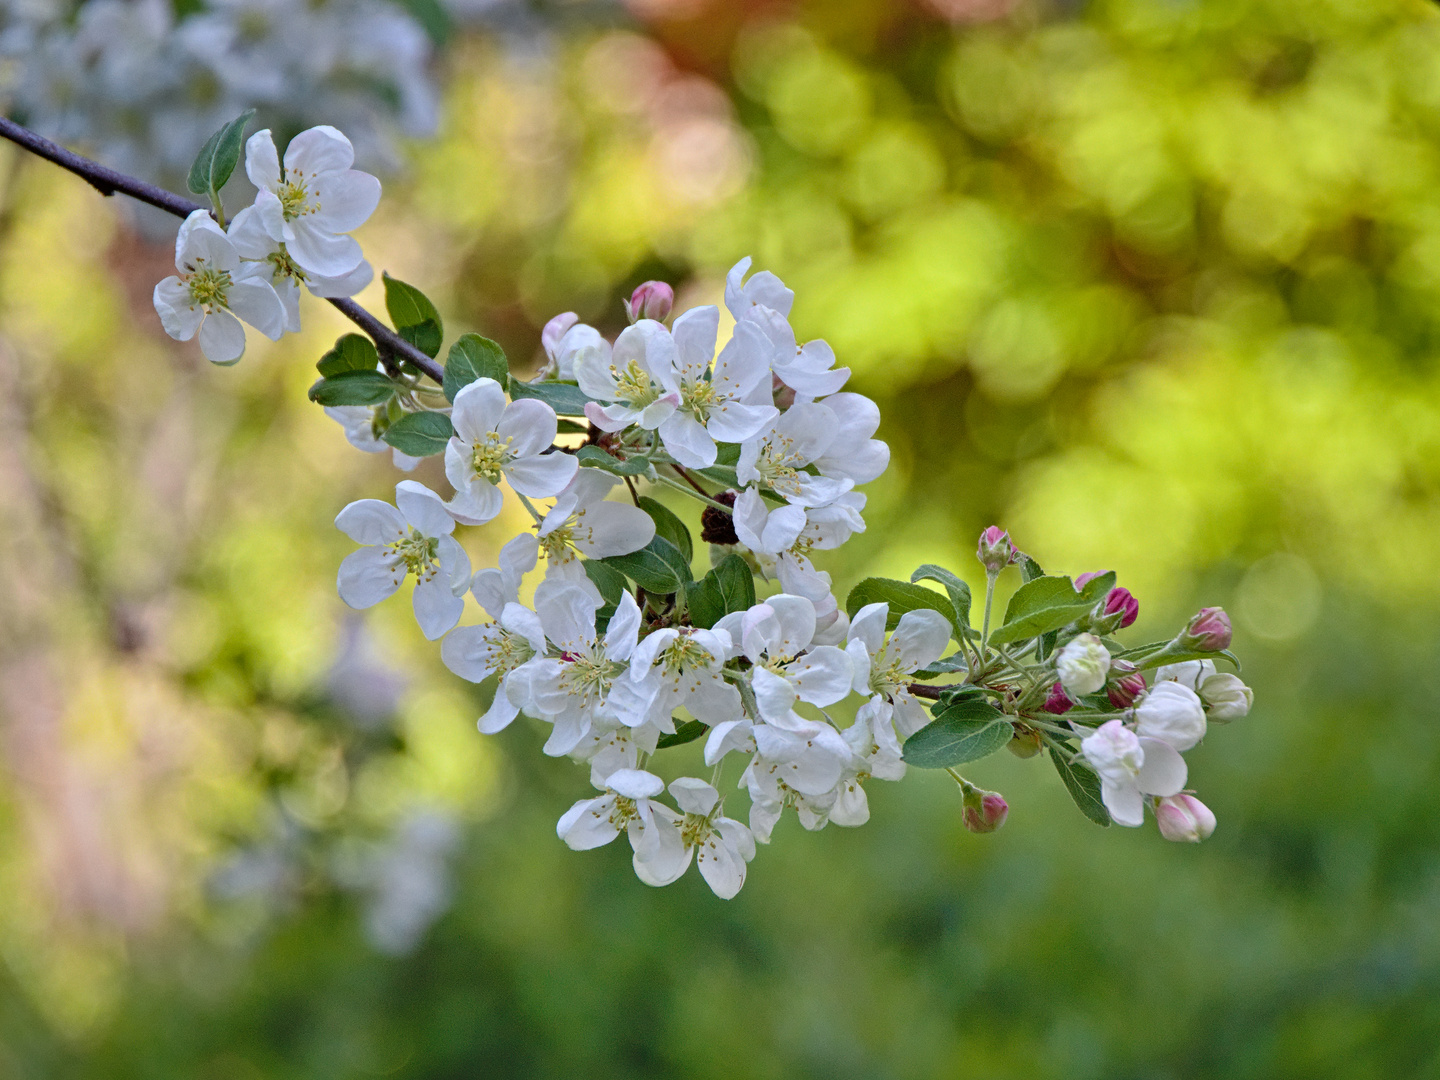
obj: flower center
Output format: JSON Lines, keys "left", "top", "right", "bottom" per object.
{"left": 186, "top": 265, "right": 232, "bottom": 309}
{"left": 609, "top": 795, "right": 640, "bottom": 828}
{"left": 385, "top": 529, "right": 440, "bottom": 580}
{"left": 611, "top": 360, "right": 662, "bottom": 409}
{"left": 661, "top": 635, "right": 715, "bottom": 676}
{"left": 561, "top": 647, "right": 625, "bottom": 707}
{"left": 265, "top": 248, "right": 306, "bottom": 284}
{"left": 753, "top": 435, "right": 804, "bottom": 498}
{"left": 681, "top": 379, "right": 720, "bottom": 423}
{"left": 470, "top": 432, "right": 514, "bottom": 483}
{"left": 278, "top": 177, "right": 315, "bottom": 220}
{"left": 680, "top": 812, "right": 713, "bottom": 848}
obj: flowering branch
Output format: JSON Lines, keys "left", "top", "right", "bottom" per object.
{"left": 0, "top": 116, "right": 444, "bottom": 383}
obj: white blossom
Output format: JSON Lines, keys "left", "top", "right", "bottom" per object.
{"left": 812, "top": 393, "right": 890, "bottom": 485}
{"left": 1200, "top": 673, "right": 1253, "bottom": 720}
{"left": 245, "top": 125, "right": 381, "bottom": 278}
{"left": 627, "top": 626, "right": 742, "bottom": 731}
{"left": 470, "top": 532, "right": 538, "bottom": 619}
{"left": 829, "top": 696, "right": 907, "bottom": 828}
{"left": 845, "top": 603, "right": 951, "bottom": 737}
{"left": 1133, "top": 681, "right": 1207, "bottom": 751}
{"left": 652, "top": 306, "right": 777, "bottom": 468}
{"left": 1154, "top": 659, "right": 1215, "bottom": 692}
{"left": 1056, "top": 632, "right": 1110, "bottom": 697}
{"left": 228, "top": 202, "right": 373, "bottom": 333}
{"left": 736, "top": 402, "right": 853, "bottom": 508}
{"left": 335, "top": 481, "right": 471, "bottom": 640}
{"left": 714, "top": 596, "right": 852, "bottom": 726}
{"left": 535, "top": 471, "right": 656, "bottom": 576}
{"left": 1080, "top": 719, "right": 1187, "bottom": 828}
{"left": 555, "top": 768, "right": 689, "bottom": 887}
{"left": 575, "top": 319, "right": 680, "bottom": 433}
{"left": 668, "top": 778, "right": 755, "bottom": 899}
{"left": 724, "top": 256, "right": 794, "bottom": 322}
{"left": 444, "top": 378, "right": 578, "bottom": 526}
{"left": 440, "top": 600, "right": 547, "bottom": 733}
{"left": 153, "top": 209, "right": 286, "bottom": 364}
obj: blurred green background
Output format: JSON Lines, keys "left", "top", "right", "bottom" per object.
{"left": 1, "top": 0, "right": 1439, "bottom": 1076}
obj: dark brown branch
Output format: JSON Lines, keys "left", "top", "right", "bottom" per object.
{"left": 0, "top": 115, "right": 445, "bottom": 384}
{"left": 671, "top": 464, "right": 713, "bottom": 497}
{"left": 908, "top": 684, "right": 944, "bottom": 700}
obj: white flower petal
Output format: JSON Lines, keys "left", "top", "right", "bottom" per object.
{"left": 244, "top": 129, "right": 282, "bottom": 192}
{"left": 337, "top": 546, "right": 403, "bottom": 608}
{"left": 197, "top": 310, "right": 247, "bottom": 365}
{"left": 413, "top": 575, "right": 464, "bottom": 640}
{"left": 395, "top": 480, "right": 455, "bottom": 537}
{"left": 285, "top": 220, "right": 364, "bottom": 279}
{"left": 335, "top": 499, "right": 407, "bottom": 544}
{"left": 153, "top": 277, "right": 202, "bottom": 340}
{"left": 226, "top": 279, "right": 287, "bottom": 340}
{"left": 283, "top": 124, "right": 355, "bottom": 176}
{"left": 504, "top": 452, "right": 578, "bottom": 499}
{"left": 1136, "top": 737, "right": 1188, "bottom": 797}
{"left": 451, "top": 378, "right": 507, "bottom": 444}
{"left": 312, "top": 169, "right": 381, "bottom": 233}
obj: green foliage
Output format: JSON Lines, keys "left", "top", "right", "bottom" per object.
{"left": 306, "top": 370, "right": 396, "bottom": 406}
{"left": 509, "top": 380, "right": 594, "bottom": 416}
{"left": 655, "top": 720, "right": 707, "bottom": 750}
{"left": 988, "top": 572, "right": 1115, "bottom": 646}
{"left": 684, "top": 554, "right": 757, "bottom": 629}
{"left": 1050, "top": 747, "right": 1111, "bottom": 827}
{"left": 186, "top": 108, "right": 254, "bottom": 208}
{"left": 443, "top": 334, "right": 508, "bottom": 401}
{"left": 382, "top": 272, "right": 444, "bottom": 358}
{"left": 910, "top": 563, "right": 973, "bottom": 638}
{"left": 901, "top": 698, "right": 1011, "bottom": 768}
{"left": 600, "top": 536, "right": 692, "bottom": 594}
{"left": 844, "top": 577, "right": 956, "bottom": 631}
{"left": 316, "top": 333, "right": 380, "bottom": 377}
{"left": 575, "top": 446, "right": 650, "bottom": 476}
{"left": 581, "top": 559, "right": 628, "bottom": 608}
{"left": 381, "top": 411, "right": 454, "bottom": 456}
{"left": 637, "top": 497, "right": 692, "bottom": 562}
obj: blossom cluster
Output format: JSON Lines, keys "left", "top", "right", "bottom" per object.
{"left": 144, "top": 118, "right": 1253, "bottom": 900}
{"left": 153, "top": 124, "right": 380, "bottom": 364}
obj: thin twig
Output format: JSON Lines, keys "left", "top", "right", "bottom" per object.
{"left": 670, "top": 464, "right": 713, "bottom": 498}
{"left": 0, "top": 115, "right": 445, "bottom": 384}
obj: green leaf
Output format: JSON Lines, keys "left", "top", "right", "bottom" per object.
{"left": 381, "top": 411, "right": 454, "bottom": 457}
{"left": 1130, "top": 648, "right": 1242, "bottom": 673}
{"left": 601, "top": 536, "right": 693, "bottom": 594}
{"left": 1050, "top": 748, "right": 1111, "bottom": 826}
{"left": 576, "top": 445, "right": 651, "bottom": 477}
{"left": 910, "top": 563, "right": 974, "bottom": 638}
{"left": 930, "top": 685, "right": 989, "bottom": 713}
{"left": 902, "top": 699, "right": 1011, "bottom": 768}
{"left": 186, "top": 109, "right": 255, "bottom": 198}
{"left": 988, "top": 571, "right": 1116, "bottom": 647}
{"left": 509, "top": 379, "right": 594, "bottom": 417}
{"left": 307, "top": 370, "right": 396, "bottom": 406}
{"left": 913, "top": 653, "right": 969, "bottom": 679}
{"left": 317, "top": 334, "right": 380, "bottom": 377}
{"left": 685, "top": 555, "right": 757, "bottom": 629}
{"left": 655, "top": 720, "right": 708, "bottom": 750}
{"left": 382, "top": 273, "right": 444, "bottom": 358}
{"left": 582, "top": 560, "right": 629, "bottom": 608}
{"left": 557, "top": 419, "right": 588, "bottom": 436}
{"left": 845, "top": 577, "right": 956, "bottom": 631}
{"left": 714, "top": 442, "right": 741, "bottom": 466}
{"left": 638, "top": 497, "right": 693, "bottom": 563}
{"left": 1018, "top": 554, "right": 1045, "bottom": 583}
{"left": 443, "top": 334, "right": 507, "bottom": 402}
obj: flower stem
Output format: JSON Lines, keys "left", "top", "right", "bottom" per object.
{"left": 651, "top": 473, "right": 732, "bottom": 513}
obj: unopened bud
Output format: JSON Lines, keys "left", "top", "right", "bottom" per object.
{"left": 1154, "top": 793, "right": 1216, "bottom": 843}
{"left": 1106, "top": 659, "right": 1146, "bottom": 708}
{"left": 1182, "top": 607, "right": 1232, "bottom": 652}
{"left": 977, "top": 526, "right": 1014, "bottom": 574}
{"left": 1007, "top": 723, "right": 1044, "bottom": 757}
{"left": 962, "top": 785, "right": 1009, "bottom": 834}
{"left": 1102, "top": 587, "right": 1138, "bottom": 629}
{"left": 623, "top": 280, "right": 674, "bottom": 324}
{"left": 1041, "top": 682, "right": 1073, "bottom": 714}
{"left": 1199, "top": 673, "right": 1252, "bottom": 722}
{"left": 1056, "top": 632, "right": 1110, "bottom": 697}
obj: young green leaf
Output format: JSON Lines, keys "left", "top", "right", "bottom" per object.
{"left": 913, "top": 654, "right": 970, "bottom": 679}
{"left": 582, "top": 559, "right": 629, "bottom": 608}
{"left": 1018, "top": 554, "right": 1045, "bottom": 583}
{"left": 186, "top": 108, "right": 255, "bottom": 201}
{"left": 685, "top": 555, "right": 757, "bottom": 629}
{"left": 656, "top": 720, "right": 708, "bottom": 750}
{"left": 1130, "top": 648, "right": 1242, "bottom": 673}
{"left": 988, "top": 572, "right": 1116, "bottom": 647}
{"left": 380, "top": 411, "right": 454, "bottom": 457}
{"left": 509, "top": 380, "right": 594, "bottom": 416}
{"left": 637, "top": 497, "right": 693, "bottom": 563}
{"left": 845, "top": 577, "right": 955, "bottom": 631}
{"left": 901, "top": 698, "right": 1012, "bottom": 768}
{"left": 443, "top": 334, "right": 508, "bottom": 401}
{"left": 382, "top": 273, "right": 444, "bottom": 358}
{"left": 307, "top": 370, "right": 396, "bottom": 406}
{"left": 316, "top": 333, "right": 380, "bottom": 377}
{"left": 1049, "top": 748, "right": 1111, "bottom": 826}
{"left": 601, "top": 536, "right": 693, "bottom": 594}
{"left": 576, "top": 446, "right": 651, "bottom": 477}
{"left": 910, "top": 564, "right": 974, "bottom": 638}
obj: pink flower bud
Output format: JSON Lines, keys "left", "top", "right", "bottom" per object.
{"left": 1154, "top": 793, "right": 1216, "bottom": 842}
{"left": 541, "top": 312, "right": 579, "bottom": 360}
{"left": 962, "top": 787, "right": 1009, "bottom": 834}
{"left": 1106, "top": 659, "right": 1146, "bottom": 708}
{"left": 623, "top": 280, "right": 674, "bottom": 324}
{"left": 1183, "top": 607, "right": 1232, "bottom": 652}
{"left": 1041, "top": 681, "right": 1073, "bottom": 714}
{"left": 977, "top": 526, "right": 1014, "bottom": 573}
{"left": 1103, "top": 587, "right": 1139, "bottom": 629}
